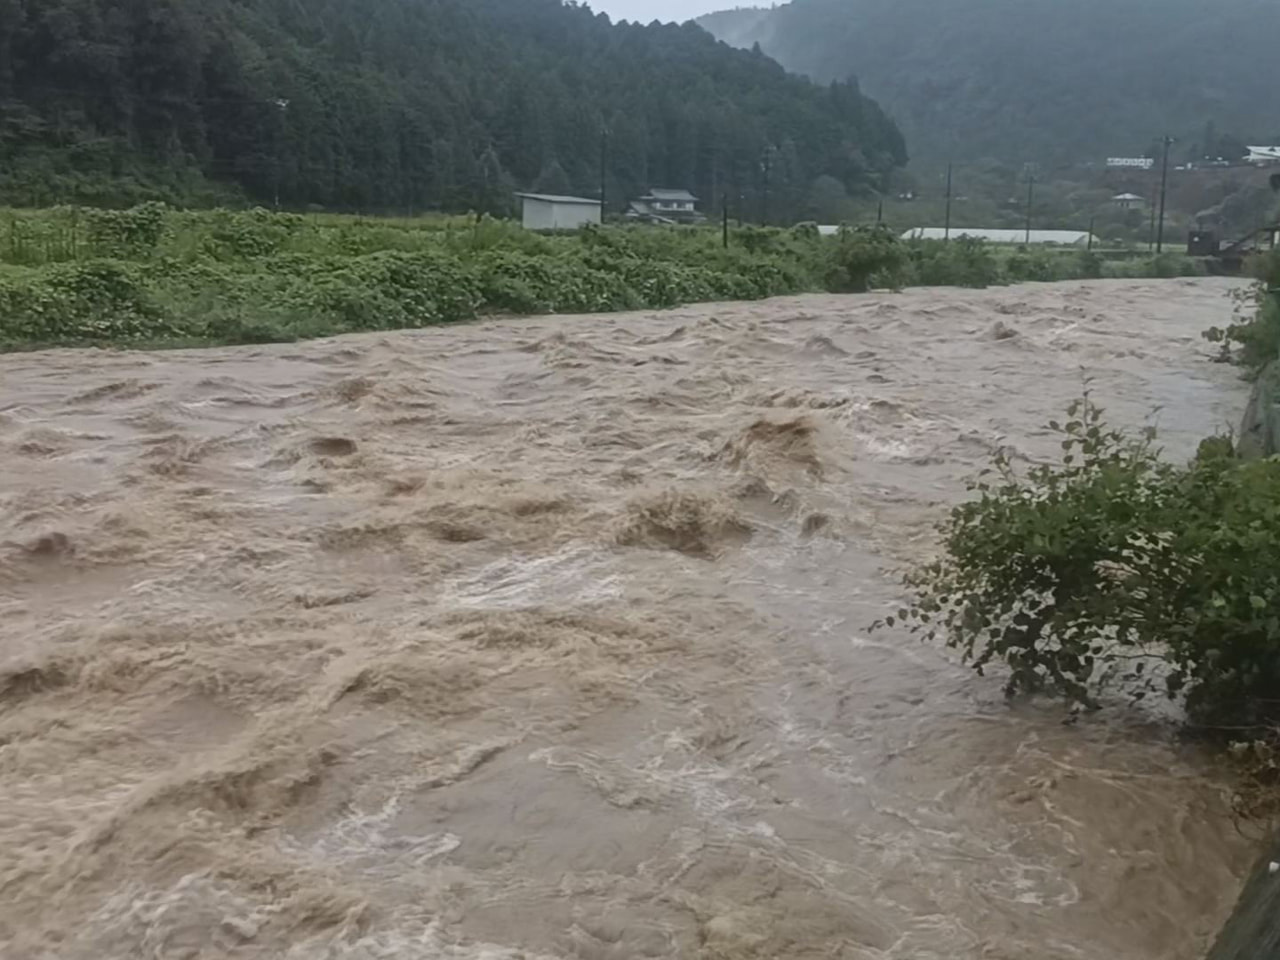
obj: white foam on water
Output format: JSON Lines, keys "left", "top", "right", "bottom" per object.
{"left": 441, "top": 544, "right": 622, "bottom": 609}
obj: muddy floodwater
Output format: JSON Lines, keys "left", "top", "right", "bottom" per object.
{"left": 0, "top": 278, "right": 1261, "bottom": 959}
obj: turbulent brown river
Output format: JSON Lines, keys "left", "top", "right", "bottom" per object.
{"left": 0, "top": 278, "right": 1263, "bottom": 959}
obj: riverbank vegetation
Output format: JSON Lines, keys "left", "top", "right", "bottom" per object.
{"left": 0, "top": 204, "right": 1202, "bottom": 350}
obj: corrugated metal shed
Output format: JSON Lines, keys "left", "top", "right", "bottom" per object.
{"left": 514, "top": 193, "right": 602, "bottom": 231}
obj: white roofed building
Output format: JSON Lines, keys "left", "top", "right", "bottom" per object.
{"left": 1246, "top": 147, "right": 1280, "bottom": 165}
{"left": 1106, "top": 157, "right": 1155, "bottom": 170}
{"left": 901, "top": 228, "right": 1099, "bottom": 246}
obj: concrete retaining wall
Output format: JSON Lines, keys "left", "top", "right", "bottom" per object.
{"left": 1205, "top": 837, "right": 1280, "bottom": 959}
{"left": 1205, "top": 348, "right": 1280, "bottom": 959}
{"left": 1238, "top": 360, "right": 1280, "bottom": 460}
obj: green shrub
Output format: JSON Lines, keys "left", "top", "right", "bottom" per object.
{"left": 886, "top": 393, "right": 1280, "bottom": 731}
{"left": 736, "top": 226, "right": 791, "bottom": 256}
{"left": 2, "top": 209, "right": 85, "bottom": 266}
{"left": 85, "top": 202, "right": 168, "bottom": 257}
{"left": 789, "top": 221, "right": 822, "bottom": 242}
{"left": 201, "top": 207, "right": 305, "bottom": 260}
{"left": 825, "top": 225, "right": 907, "bottom": 292}
{"left": 1005, "top": 248, "right": 1056, "bottom": 282}
{"left": 1073, "top": 249, "right": 1104, "bottom": 280}
{"left": 1204, "top": 251, "right": 1280, "bottom": 371}
{"left": 612, "top": 257, "right": 718, "bottom": 308}
{"left": 1151, "top": 252, "right": 1201, "bottom": 278}
{"left": 0, "top": 259, "right": 171, "bottom": 342}
{"left": 275, "top": 250, "right": 483, "bottom": 330}
{"left": 477, "top": 251, "right": 635, "bottom": 313}
{"left": 908, "top": 238, "right": 1001, "bottom": 288}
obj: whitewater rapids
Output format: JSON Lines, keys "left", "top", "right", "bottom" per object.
{"left": 0, "top": 279, "right": 1258, "bottom": 959}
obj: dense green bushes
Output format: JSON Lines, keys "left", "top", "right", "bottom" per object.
{"left": 826, "top": 226, "right": 907, "bottom": 292}
{"left": 0, "top": 260, "right": 172, "bottom": 344}
{"left": 887, "top": 393, "right": 1280, "bottom": 732}
{"left": 906, "top": 238, "right": 1003, "bottom": 288}
{"left": 0, "top": 204, "right": 1207, "bottom": 349}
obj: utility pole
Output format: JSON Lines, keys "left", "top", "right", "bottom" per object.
{"left": 943, "top": 163, "right": 953, "bottom": 241}
{"left": 1087, "top": 214, "right": 1096, "bottom": 252}
{"left": 876, "top": 198, "right": 884, "bottom": 226}
{"left": 760, "top": 148, "right": 772, "bottom": 226}
{"left": 722, "top": 193, "right": 729, "bottom": 249}
{"left": 599, "top": 126, "right": 608, "bottom": 221}
{"left": 272, "top": 98, "right": 290, "bottom": 211}
{"left": 1024, "top": 166, "right": 1036, "bottom": 244}
{"left": 1148, "top": 186, "right": 1159, "bottom": 252}
{"left": 1156, "top": 135, "right": 1174, "bottom": 253}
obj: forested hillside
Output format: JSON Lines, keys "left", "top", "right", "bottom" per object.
{"left": 0, "top": 0, "right": 905, "bottom": 215}
{"left": 699, "top": 0, "right": 1280, "bottom": 164}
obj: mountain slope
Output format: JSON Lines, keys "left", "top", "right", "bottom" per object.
{"left": 0, "top": 0, "right": 905, "bottom": 213}
{"left": 699, "top": 0, "right": 1280, "bottom": 164}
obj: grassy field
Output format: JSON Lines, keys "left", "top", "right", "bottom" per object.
{"left": 0, "top": 205, "right": 1203, "bottom": 351}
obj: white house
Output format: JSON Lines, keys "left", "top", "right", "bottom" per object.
{"left": 1112, "top": 192, "right": 1146, "bottom": 210}
{"left": 515, "top": 192, "right": 602, "bottom": 231}
{"left": 626, "top": 188, "right": 703, "bottom": 223}
{"left": 1246, "top": 146, "right": 1280, "bottom": 166}
{"left": 902, "top": 228, "right": 1100, "bottom": 246}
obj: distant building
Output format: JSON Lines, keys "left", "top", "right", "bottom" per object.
{"left": 1246, "top": 146, "right": 1280, "bottom": 166}
{"left": 515, "top": 192, "right": 602, "bottom": 231}
{"left": 1111, "top": 192, "right": 1146, "bottom": 210}
{"left": 626, "top": 188, "right": 704, "bottom": 224}
{"left": 1106, "top": 157, "right": 1155, "bottom": 170}
{"left": 902, "top": 228, "right": 1099, "bottom": 246}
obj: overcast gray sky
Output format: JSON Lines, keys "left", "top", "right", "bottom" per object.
{"left": 588, "top": 0, "right": 740, "bottom": 24}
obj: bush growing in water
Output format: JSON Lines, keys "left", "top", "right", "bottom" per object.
{"left": 270, "top": 250, "right": 484, "bottom": 331}
{"left": 476, "top": 251, "right": 635, "bottom": 314}
{"left": 825, "top": 225, "right": 907, "bottom": 292}
{"left": 886, "top": 392, "right": 1280, "bottom": 731}
{"left": 1205, "top": 250, "right": 1280, "bottom": 372}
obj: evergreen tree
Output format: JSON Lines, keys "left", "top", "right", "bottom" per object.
{"left": 0, "top": 0, "right": 907, "bottom": 217}
{"left": 533, "top": 160, "right": 574, "bottom": 197}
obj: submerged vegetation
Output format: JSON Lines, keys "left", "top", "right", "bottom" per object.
{"left": 890, "top": 253, "right": 1280, "bottom": 793}
{"left": 887, "top": 395, "right": 1280, "bottom": 732}
{"left": 0, "top": 204, "right": 1202, "bottom": 350}
{"left": 1206, "top": 251, "right": 1280, "bottom": 374}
